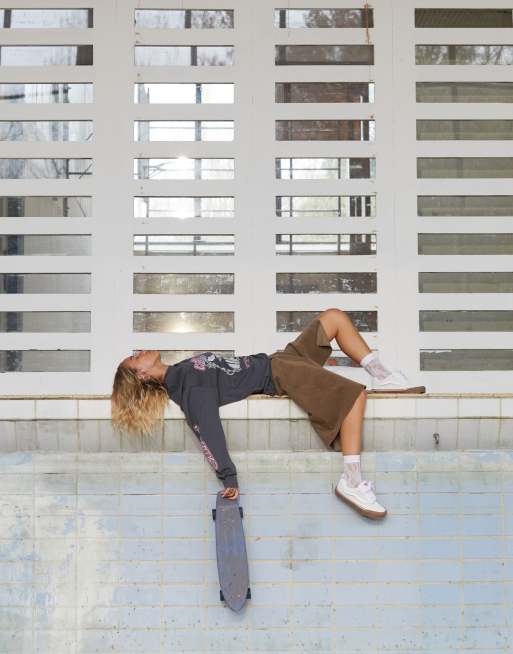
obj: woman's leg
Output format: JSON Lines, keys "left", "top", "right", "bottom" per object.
{"left": 338, "top": 389, "right": 366, "bottom": 455}
{"left": 317, "top": 309, "right": 367, "bottom": 455}
{"left": 317, "top": 307, "right": 371, "bottom": 364}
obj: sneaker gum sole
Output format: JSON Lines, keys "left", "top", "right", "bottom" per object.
{"left": 366, "top": 385, "right": 426, "bottom": 395}
{"left": 334, "top": 486, "right": 387, "bottom": 520}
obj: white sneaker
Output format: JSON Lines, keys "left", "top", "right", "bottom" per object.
{"left": 334, "top": 477, "right": 387, "bottom": 520}
{"left": 366, "top": 369, "right": 425, "bottom": 394}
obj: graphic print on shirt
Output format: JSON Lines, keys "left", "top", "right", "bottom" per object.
{"left": 199, "top": 437, "right": 219, "bottom": 471}
{"left": 191, "top": 422, "right": 219, "bottom": 471}
{"left": 190, "top": 352, "right": 251, "bottom": 376}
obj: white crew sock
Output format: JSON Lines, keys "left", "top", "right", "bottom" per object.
{"left": 360, "top": 351, "right": 392, "bottom": 381}
{"left": 342, "top": 454, "right": 362, "bottom": 488}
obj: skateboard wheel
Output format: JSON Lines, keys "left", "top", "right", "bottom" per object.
{"left": 239, "top": 506, "right": 243, "bottom": 519}
{"left": 212, "top": 508, "right": 216, "bottom": 521}
{"left": 246, "top": 588, "right": 251, "bottom": 599}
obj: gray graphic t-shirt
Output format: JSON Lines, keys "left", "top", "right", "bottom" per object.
{"left": 163, "top": 352, "right": 276, "bottom": 489}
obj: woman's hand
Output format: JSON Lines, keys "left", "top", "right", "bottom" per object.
{"left": 221, "top": 487, "right": 239, "bottom": 501}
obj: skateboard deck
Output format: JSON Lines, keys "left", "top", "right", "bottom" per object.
{"left": 212, "top": 491, "right": 250, "bottom": 612}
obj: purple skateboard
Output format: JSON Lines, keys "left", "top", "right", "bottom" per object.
{"left": 212, "top": 490, "right": 251, "bottom": 611}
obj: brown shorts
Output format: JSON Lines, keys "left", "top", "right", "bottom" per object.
{"left": 268, "top": 317, "right": 366, "bottom": 451}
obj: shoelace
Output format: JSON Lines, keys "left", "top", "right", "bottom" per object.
{"left": 358, "top": 479, "right": 376, "bottom": 500}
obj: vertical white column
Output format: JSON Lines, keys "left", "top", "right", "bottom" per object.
{"left": 382, "top": 1, "right": 420, "bottom": 378}
{"left": 91, "top": 0, "right": 134, "bottom": 393}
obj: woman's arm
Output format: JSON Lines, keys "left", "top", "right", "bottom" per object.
{"left": 184, "top": 386, "right": 239, "bottom": 497}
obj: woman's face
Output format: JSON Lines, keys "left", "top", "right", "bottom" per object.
{"left": 121, "top": 350, "right": 161, "bottom": 380}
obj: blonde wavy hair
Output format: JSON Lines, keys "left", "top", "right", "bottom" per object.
{"left": 111, "top": 364, "right": 169, "bottom": 435}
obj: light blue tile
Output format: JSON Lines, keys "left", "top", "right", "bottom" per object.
{"left": 162, "top": 515, "right": 206, "bottom": 538}
{"left": 292, "top": 561, "right": 335, "bottom": 583}
{"left": 119, "top": 516, "right": 162, "bottom": 538}
{"left": 252, "top": 583, "right": 293, "bottom": 606}
{"left": 377, "top": 492, "right": 417, "bottom": 513}
{"left": 250, "top": 561, "right": 292, "bottom": 584}
{"left": 161, "top": 584, "right": 203, "bottom": 606}
{"left": 0, "top": 584, "right": 32, "bottom": 607}
{"left": 247, "top": 537, "right": 290, "bottom": 562}
{"left": 333, "top": 539, "right": 376, "bottom": 559}
{"left": 120, "top": 472, "right": 161, "bottom": 494}
{"left": 119, "top": 494, "right": 161, "bottom": 513}
{"left": 245, "top": 493, "right": 291, "bottom": 514}
{"left": 290, "top": 604, "right": 331, "bottom": 628}
{"left": 332, "top": 583, "right": 375, "bottom": 605}
{"left": 374, "top": 605, "right": 420, "bottom": 627}
{"left": 289, "top": 492, "right": 338, "bottom": 514}
{"left": 248, "top": 515, "right": 292, "bottom": 538}
{"left": 333, "top": 628, "right": 376, "bottom": 651}
{"left": 290, "top": 515, "right": 334, "bottom": 538}
{"left": 459, "top": 471, "right": 503, "bottom": 492}
{"left": 162, "top": 628, "right": 205, "bottom": 652}
{"left": 462, "top": 626, "right": 509, "bottom": 649}
{"left": 421, "top": 627, "right": 462, "bottom": 649}
{"left": 375, "top": 583, "right": 421, "bottom": 604}
{"left": 163, "top": 472, "right": 205, "bottom": 493}
{"left": 116, "top": 624, "right": 162, "bottom": 648}
{"left": 463, "top": 605, "right": 508, "bottom": 627}
{"left": 0, "top": 452, "right": 33, "bottom": 469}
{"left": 112, "top": 584, "right": 161, "bottom": 606}
{"left": 77, "top": 472, "right": 119, "bottom": 494}
{"left": 163, "top": 562, "right": 206, "bottom": 584}
{"left": 374, "top": 451, "right": 417, "bottom": 471}
{"left": 163, "top": 606, "right": 204, "bottom": 629}
{"left": 418, "top": 472, "right": 459, "bottom": 492}
{"left": 205, "top": 604, "right": 246, "bottom": 628}
{"left": 333, "top": 561, "right": 377, "bottom": 583}
{"left": 289, "top": 629, "right": 332, "bottom": 652}
{"left": 418, "top": 560, "right": 461, "bottom": 582}
{"left": 462, "top": 537, "right": 504, "bottom": 558}
{"left": 419, "top": 515, "right": 461, "bottom": 537}
{"left": 118, "top": 561, "right": 160, "bottom": 584}
{"left": 464, "top": 559, "right": 507, "bottom": 582}
{"left": 375, "top": 538, "right": 419, "bottom": 559}
{"left": 463, "top": 582, "right": 505, "bottom": 604}
{"left": 332, "top": 604, "right": 375, "bottom": 627}
{"left": 292, "top": 537, "right": 332, "bottom": 560}
{"left": 418, "top": 538, "right": 461, "bottom": 559}
{"left": 118, "top": 539, "right": 161, "bottom": 561}
{"left": 118, "top": 606, "right": 160, "bottom": 629}
{"left": 0, "top": 561, "right": 33, "bottom": 583}
{"left": 374, "top": 515, "right": 420, "bottom": 538}
{"left": 289, "top": 473, "right": 332, "bottom": 493}
{"left": 420, "top": 605, "right": 461, "bottom": 627}
{"left": 374, "top": 471, "right": 417, "bottom": 492}
{"left": 77, "top": 628, "right": 117, "bottom": 651}
{"left": 461, "top": 514, "right": 503, "bottom": 537}
{"left": 251, "top": 628, "right": 290, "bottom": 652}
{"left": 460, "top": 491, "right": 502, "bottom": 513}
{"left": 162, "top": 538, "right": 205, "bottom": 561}
{"left": 419, "top": 583, "right": 460, "bottom": 605}
{"left": 419, "top": 492, "right": 460, "bottom": 513}
{"left": 250, "top": 605, "right": 289, "bottom": 629}
{"left": 290, "top": 583, "right": 332, "bottom": 607}
{"left": 374, "top": 560, "right": 417, "bottom": 582}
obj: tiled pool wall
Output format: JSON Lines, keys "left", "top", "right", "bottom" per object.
{"left": 0, "top": 449, "right": 512, "bottom": 653}
{"left": 1, "top": 396, "right": 512, "bottom": 652}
